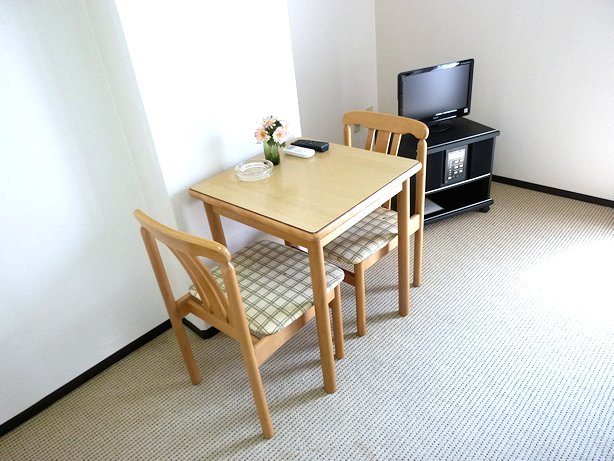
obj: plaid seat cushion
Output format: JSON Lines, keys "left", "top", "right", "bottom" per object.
{"left": 190, "top": 240, "right": 344, "bottom": 337}
{"left": 323, "top": 207, "right": 398, "bottom": 265}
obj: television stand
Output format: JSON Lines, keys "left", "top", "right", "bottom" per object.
{"left": 398, "top": 117, "right": 500, "bottom": 224}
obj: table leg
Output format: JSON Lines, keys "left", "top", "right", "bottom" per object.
{"left": 204, "top": 202, "right": 227, "bottom": 247}
{"left": 397, "top": 179, "right": 410, "bottom": 316}
{"left": 307, "top": 242, "right": 337, "bottom": 394}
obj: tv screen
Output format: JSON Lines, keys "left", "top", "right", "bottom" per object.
{"left": 398, "top": 59, "right": 474, "bottom": 129}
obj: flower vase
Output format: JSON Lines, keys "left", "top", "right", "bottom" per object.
{"left": 263, "top": 141, "right": 281, "bottom": 165}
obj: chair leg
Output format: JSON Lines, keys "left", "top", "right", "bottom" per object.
{"left": 238, "top": 340, "right": 274, "bottom": 438}
{"left": 413, "top": 228, "right": 423, "bottom": 287}
{"left": 354, "top": 263, "right": 367, "bottom": 337}
{"left": 330, "top": 285, "right": 344, "bottom": 359}
{"left": 167, "top": 309, "right": 202, "bottom": 385}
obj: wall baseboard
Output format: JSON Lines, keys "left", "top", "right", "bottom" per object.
{"left": 492, "top": 176, "right": 613, "bottom": 209}
{"left": 182, "top": 318, "right": 219, "bottom": 339}
{"left": 0, "top": 321, "right": 172, "bottom": 437}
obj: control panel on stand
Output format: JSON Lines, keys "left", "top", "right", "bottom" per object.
{"left": 444, "top": 146, "right": 468, "bottom": 184}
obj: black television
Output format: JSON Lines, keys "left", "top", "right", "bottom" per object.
{"left": 398, "top": 58, "right": 474, "bottom": 131}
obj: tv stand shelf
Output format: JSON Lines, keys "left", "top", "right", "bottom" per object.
{"left": 399, "top": 117, "right": 500, "bottom": 224}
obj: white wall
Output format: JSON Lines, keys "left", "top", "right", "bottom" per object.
{"left": 1, "top": 0, "right": 301, "bottom": 426}
{"left": 114, "top": 1, "right": 302, "bottom": 249}
{"left": 375, "top": 0, "right": 614, "bottom": 200}
{"left": 287, "top": 0, "right": 378, "bottom": 144}
{"left": 0, "top": 0, "right": 171, "bottom": 424}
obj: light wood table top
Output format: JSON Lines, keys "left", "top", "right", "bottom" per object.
{"left": 190, "top": 143, "right": 421, "bottom": 243}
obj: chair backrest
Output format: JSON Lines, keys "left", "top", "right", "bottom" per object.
{"left": 343, "top": 110, "right": 428, "bottom": 157}
{"left": 343, "top": 110, "right": 429, "bottom": 210}
{"left": 133, "top": 209, "right": 248, "bottom": 341}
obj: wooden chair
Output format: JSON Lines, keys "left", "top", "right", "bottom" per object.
{"left": 134, "top": 209, "right": 345, "bottom": 438}
{"left": 323, "top": 110, "right": 428, "bottom": 336}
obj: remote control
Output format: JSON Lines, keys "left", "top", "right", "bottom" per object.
{"left": 291, "top": 139, "right": 329, "bottom": 152}
{"left": 283, "top": 145, "right": 315, "bottom": 158}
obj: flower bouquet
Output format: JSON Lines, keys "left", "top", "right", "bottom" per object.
{"left": 254, "top": 115, "right": 289, "bottom": 165}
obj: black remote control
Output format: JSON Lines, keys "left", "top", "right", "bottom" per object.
{"left": 291, "top": 139, "right": 329, "bottom": 152}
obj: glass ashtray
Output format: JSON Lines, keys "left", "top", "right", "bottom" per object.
{"left": 234, "top": 160, "right": 273, "bottom": 181}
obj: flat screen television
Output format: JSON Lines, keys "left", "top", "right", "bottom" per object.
{"left": 398, "top": 58, "right": 474, "bottom": 131}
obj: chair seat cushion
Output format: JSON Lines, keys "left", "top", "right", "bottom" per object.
{"left": 190, "top": 240, "right": 344, "bottom": 337}
{"left": 323, "top": 207, "right": 398, "bottom": 265}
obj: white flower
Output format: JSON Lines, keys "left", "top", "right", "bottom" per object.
{"left": 272, "top": 127, "right": 288, "bottom": 144}
{"left": 254, "top": 127, "right": 269, "bottom": 143}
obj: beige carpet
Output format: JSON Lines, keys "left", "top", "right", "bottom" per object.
{"left": 1, "top": 183, "right": 613, "bottom": 460}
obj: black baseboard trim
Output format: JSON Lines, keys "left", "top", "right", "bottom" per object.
{"left": 0, "top": 320, "right": 172, "bottom": 438}
{"left": 182, "top": 318, "right": 219, "bottom": 339}
{"left": 492, "top": 176, "right": 613, "bottom": 209}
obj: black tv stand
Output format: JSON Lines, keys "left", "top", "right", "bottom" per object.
{"left": 398, "top": 117, "right": 500, "bottom": 224}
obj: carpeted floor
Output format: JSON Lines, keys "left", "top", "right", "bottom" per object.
{"left": 1, "top": 182, "right": 613, "bottom": 460}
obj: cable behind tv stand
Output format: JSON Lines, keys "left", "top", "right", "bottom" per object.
{"left": 398, "top": 117, "right": 500, "bottom": 224}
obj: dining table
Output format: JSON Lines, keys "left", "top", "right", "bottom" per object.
{"left": 189, "top": 142, "right": 422, "bottom": 393}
